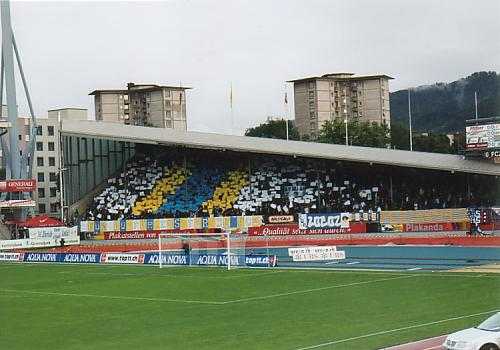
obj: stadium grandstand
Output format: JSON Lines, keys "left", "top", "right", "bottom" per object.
{"left": 60, "top": 120, "right": 499, "bottom": 226}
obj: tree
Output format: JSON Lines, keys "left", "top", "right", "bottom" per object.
{"left": 390, "top": 122, "right": 410, "bottom": 150}
{"left": 245, "top": 119, "right": 300, "bottom": 140}
{"left": 413, "top": 133, "right": 452, "bottom": 154}
{"left": 318, "top": 119, "right": 390, "bottom": 148}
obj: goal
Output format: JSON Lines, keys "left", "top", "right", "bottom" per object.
{"left": 158, "top": 232, "right": 244, "bottom": 270}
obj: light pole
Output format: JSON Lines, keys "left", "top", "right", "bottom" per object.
{"left": 474, "top": 91, "right": 478, "bottom": 120}
{"left": 344, "top": 86, "right": 348, "bottom": 146}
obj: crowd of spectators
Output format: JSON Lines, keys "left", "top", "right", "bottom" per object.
{"left": 84, "top": 149, "right": 496, "bottom": 221}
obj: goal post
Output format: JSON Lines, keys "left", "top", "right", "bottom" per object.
{"left": 157, "top": 232, "right": 277, "bottom": 270}
{"left": 158, "top": 232, "right": 235, "bottom": 270}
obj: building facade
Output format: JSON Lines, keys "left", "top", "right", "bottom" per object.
{"left": 90, "top": 82, "right": 190, "bottom": 131}
{"left": 289, "top": 73, "right": 393, "bottom": 138}
{"left": 9, "top": 108, "right": 88, "bottom": 217}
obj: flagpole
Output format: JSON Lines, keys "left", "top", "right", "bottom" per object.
{"left": 284, "top": 86, "right": 290, "bottom": 141}
{"left": 179, "top": 81, "right": 183, "bottom": 130}
{"left": 230, "top": 83, "right": 234, "bottom": 135}
{"left": 408, "top": 88, "right": 413, "bottom": 151}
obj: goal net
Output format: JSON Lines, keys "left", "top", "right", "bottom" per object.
{"left": 158, "top": 232, "right": 277, "bottom": 270}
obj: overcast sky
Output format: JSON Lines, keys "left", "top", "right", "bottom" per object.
{"left": 8, "top": 0, "right": 500, "bottom": 134}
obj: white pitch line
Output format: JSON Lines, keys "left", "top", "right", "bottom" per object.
{"left": 293, "top": 309, "right": 500, "bottom": 350}
{"left": 60, "top": 270, "right": 282, "bottom": 279}
{"left": 407, "top": 267, "right": 422, "bottom": 271}
{"left": 0, "top": 288, "right": 223, "bottom": 305}
{"left": 222, "top": 275, "right": 417, "bottom": 304}
{"left": 346, "top": 261, "right": 360, "bottom": 265}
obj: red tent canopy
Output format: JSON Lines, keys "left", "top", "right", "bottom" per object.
{"left": 21, "top": 215, "right": 64, "bottom": 228}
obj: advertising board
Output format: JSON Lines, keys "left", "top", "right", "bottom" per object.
{"left": 143, "top": 253, "right": 278, "bottom": 267}
{"left": 0, "top": 179, "right": 37, "bottom": 192}
{"left": 100, "top": 253, "right": 145, "bottom": 264}
{"left": 0, "top": 236, "right": 80, "bottom": 250}
{"left": 0, "top": 199, "right": 36, "bottom": 208}
{"left": 466, "top": 124, "right": 498, "bottom": 150}
{"left": 248, "top": 222, "right": 366, "bottom": 236}
{"left": 0, "top": 252, "right": 24, "bottom": 262}
{"left": 265, "top": 215, "right": 295, "bottom": 224}
{"left": 288, "top": 246, "right": 346, "bottom": 262}
{"left": 28, "top": 226, "right": 78, "bottom": 239}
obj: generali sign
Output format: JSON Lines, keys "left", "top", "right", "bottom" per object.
{"left": 0, "top": 179, "right": 37, "bottom": 192}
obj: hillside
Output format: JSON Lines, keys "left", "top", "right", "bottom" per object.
{"left": 389, "top": 71, "right": 500, "bottom": 133}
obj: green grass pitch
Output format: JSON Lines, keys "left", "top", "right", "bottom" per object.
{"left": 0, "top": 263, "right": 499, "bottom": 350}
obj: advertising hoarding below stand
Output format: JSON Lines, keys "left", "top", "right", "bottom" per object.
{"left": 248, "top": 222, "right": 366, "bottom": 236}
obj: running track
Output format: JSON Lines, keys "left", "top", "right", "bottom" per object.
{"left": 382, "top": 335, "right": 446, "bottom": 350}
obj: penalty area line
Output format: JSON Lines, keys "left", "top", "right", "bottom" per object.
{"left": 293, "top": 309, "right": 500, "bottom": 350}
{"left": 0, "top": 288, "right": 223, "bottom": 305}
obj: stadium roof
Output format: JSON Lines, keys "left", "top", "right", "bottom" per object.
{"left": 287, "top": 73, "right": 394, "bottom": 83}
{"left": 61, "top": 120, "right": 500, "bottom": 176}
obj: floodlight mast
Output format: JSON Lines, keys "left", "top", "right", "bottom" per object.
{"left": 0, "top": 0, "right": 37, "bottom": 224}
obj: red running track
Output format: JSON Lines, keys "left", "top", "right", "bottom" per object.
{"left": 382, "top": 335, "right": 446, "bottom": 350}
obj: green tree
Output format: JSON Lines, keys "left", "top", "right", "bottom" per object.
{"left": 413, "top": 133, "right": 452, "bottom": 154}
{"left": 390, "top": 122, "right": 410, "bottom": 150}
{"left": 245, "top": 119, "right": 300, "bottom": 140}
{"left": 318, "top": 119, "right": 390, "bottom": 148}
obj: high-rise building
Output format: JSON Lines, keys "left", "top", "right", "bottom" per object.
{"left": 90, "top": 82, "right": 191, "bottom": 131}
{"left": 288, "top": 73, "right": 393, "bottom": 138}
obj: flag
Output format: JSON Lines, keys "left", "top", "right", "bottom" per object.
{"left": 230, "top": 84, "right": 233, "bottom": 110}
{"left": 284, "top": 92, "right": 288, "bottom": 104}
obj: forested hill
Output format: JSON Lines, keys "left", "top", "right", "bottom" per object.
{"left": 389, "top": 71, "right": 500, "bottom": 133}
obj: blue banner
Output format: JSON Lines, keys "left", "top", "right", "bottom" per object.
{"left": 18, "top": 252, "right": 276, "bottom": 267}
{"left": 230, "top": 216, "right": 238, "bottom": 228}
{"left": 119, "top": 219, "right": 126, "bottom": 232}
{"left": 202, "top": 217, "right": 209, "bottom": 229}
{"left": 143, "top": 253, "right": 277, "bottom": 267}
{"left": 23, "top": 252, "right": 101, "bottom": 263}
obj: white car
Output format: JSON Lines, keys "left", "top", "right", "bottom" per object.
{"left": 443, "top": 312, "right": 500, "bottom": 350}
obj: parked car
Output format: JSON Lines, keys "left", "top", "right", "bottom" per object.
{"left": 443, "top": 312, "right": 500, "bottom": 350}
